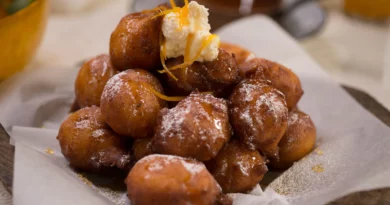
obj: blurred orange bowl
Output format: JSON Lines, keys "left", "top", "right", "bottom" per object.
{"left": 0, "top": 0, "right": 48, "bottom": 79}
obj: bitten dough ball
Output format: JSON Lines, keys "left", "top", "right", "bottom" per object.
{"left": 100, "top": 69, "right": 166, "bottom": 138}
{"left": 152, "top": 92, "right": 231, "bottom": 161}
{"left": 126, "top": 154, "right": 221, "bottom": 205}
{"left": 239, "top": 58, "right": 304, "bottom": 110}
{"left": 229, "top": 78, "right": 288, "bottom": 160}
{"left": 206, "top": 140, "right": 268, "bottom": 193}
{"left": 164, "top": 49, "right": 240, "bottom": 97}
{"left": 271, "top": 110, "right": 316, "bottom": 169}
{"left": 75, "top": 54, "right": 118, "bottom": 108}
{"left": 109, "top": 5, "right": 168, "bottom": 71}
{"left": 57, "top": 106, "right": 132, "bottom": 172}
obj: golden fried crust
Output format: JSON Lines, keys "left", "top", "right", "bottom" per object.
{"left": 271, "top": 110, "right": 316, "bottom": 169}
{"left": 75, "top": 54, "right": 118, "bottom": 108}
{"left": 239, "top": 58, "right": 304, "bottom": 110}
{"left": 164, "top": 49, "right": 240, "bottom": 98}
{"left": 219, "top": 42, "right": 254, "bottom": 65}
{"left": 152, "top": 92, "right": 231, "bottom": 161}
{"left": 133, "top": 138, "right": 153, "bottom": 161}
{"left": 206, "top": 140, "right": 268, "bottom": 193}
{"left": 229, "top": 79, "right": 288, "bottom": 160}
{"left": 57, "top": 106, "right": 132, "bottom": 172}
{"left": 109, "top": 5, "right": 168, "bottom": 71}
{"left": 126, "top": 155, "right": 221, "bottom": 205}
{"left": 100, "top": 69, "right": 166, "bottom": 138}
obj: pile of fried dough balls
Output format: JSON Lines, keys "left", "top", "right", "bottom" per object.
{"left": 57, "top": 5, "right": 316, "bottom": 205}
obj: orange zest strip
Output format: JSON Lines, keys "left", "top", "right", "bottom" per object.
{"left": 160, "top": 34, "right": 218, "bottom": 74}
{"left": 184, "top": 33, "right": 195, "bottom": 63}
{"left": 151, "top": 9, "right": 176, "bottom": 19}
{"left": 191, "top": 34, "right": 217, "bottom": 62}
{"left": 170, "top": 0, "right": 177, "bottom": 8}
{"left": 141, "top": 83, "right": 185, "bottom": 101}
{"left": 159, "top": 32, "right": 178, "bottom": 81}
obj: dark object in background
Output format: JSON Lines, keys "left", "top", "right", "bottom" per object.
{"left": 5, "top": 0, "right": 35, "bottom": 15}
{"left": 275, "top": 0, "right": 326, "bottom": 39}
{"left": 132, "top": 0, "right": 325, "bottom": 39}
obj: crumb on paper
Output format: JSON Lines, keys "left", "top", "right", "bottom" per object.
{"left": 275, "top": 188, "right": 289, "bottom": 195}
{"left": 312, "top": 165, "right": 325, "bottom": 173}
{"left": 45, "top": 148, "right": 54, "bottom": 155}
{"left": 315, "top": 148, "right": 324, "bottom": 155}
{"left": 76, "top": 173, "right": 93, "bottom": 187}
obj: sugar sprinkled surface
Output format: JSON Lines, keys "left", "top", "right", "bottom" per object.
{"left": 139, "top": 154, "right": 205, "bottom": 176}
{"left": 288, "top": 112, "right": 299, "bottom": 125}
{"left": 75, "top": 119, "right": 90, "bottom": 129}
{"left": 91, "top": 129, "right": 105, "bottom": 138}
{"left": 237, "top": 161, "right": 250, "bottom": 176}
{"left": 269, "top": 143, "right": 343, "bottom": 202}
{"left": 232, "top": 81, "right": 288, "bottom": 149}
{"left": 101, "top": 72, "right": 127, "bottom": 101}
{"left": 158, "top": 93, "right": 228, "bottom": 148}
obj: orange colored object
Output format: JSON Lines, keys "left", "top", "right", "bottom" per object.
{"left": 344, "top": 0, "right": 390, "bottom": 20}
{"left": 0, "top": 0, "right": 48, "bottom": 79}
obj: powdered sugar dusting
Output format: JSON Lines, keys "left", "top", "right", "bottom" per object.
{"left": 139, "top": 154, "right": 205, "bottom": 175}
{"left": 237, "top": 160, "right": 250, "bottom": 176}
{"left": 101, "top": 72, "right": 128, "bottom": 101}
{"left": 159, "top": 93, "right": 228, "bottom": 146}
{"left": 255, "top": 91, "right": 288, "bottom": 122}
{"left": 181, "top": 160, "right": 205, "bottom": 175}
{"left": 289, "top": 112, "right": 299, "bottom": 125}
{"left": 148, "top": 162, "right": 164, "bottom": 171}
{"left": 91, "top": 129, "right": 105, "bottom": 138}
{"left": 232, "top": 80, "right": 288, "bottom": 150}
{"left": 75, "top": 119, "right": 90, "bottom": 129}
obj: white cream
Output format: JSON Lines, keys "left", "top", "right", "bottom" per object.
{"left": 161, "top": 1, "right": 220, "bottom": 62}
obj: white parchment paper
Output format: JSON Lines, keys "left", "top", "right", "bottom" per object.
{"left": 1, "top": 16, "right": 390, "bottom": 205}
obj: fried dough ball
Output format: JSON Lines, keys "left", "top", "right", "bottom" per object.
{"left": 100, "top": 69, "right": 166, "bottom": 138}
{"left": 132, "top": 138, "right": 153, "bottom": 161}
{"left": 126, "top": 154, "right": 221, "bottom": 205}
{"left": 271, "top": 110, "right": 316, "bottom": 169}
{"left": 206, "top": 140, "right": 268, "bottom": 193}
{"left": 239, "top": 58, "right": 304, "bottom": 110}
{"left": 219, "top": 42, "right": 255, "bottom": 65}
{"left": 75, "top": 54, "right": 118, "bottom": 108}
{"left": 109, "top": 5, "right": 168, "bottom": 71}
{"left": 164, "top": 49, "right": 240, "bottom": 97}
{"left": 229, "top": 79, "right": 288, "bottom": 159}
{"left": 152, "top": 92, "right": 231, "bottom": 161}
{"left": 57, "top": 106, "right": 132, "bottom": 172}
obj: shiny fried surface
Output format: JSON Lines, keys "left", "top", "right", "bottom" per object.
{"left": 100, "top": 69, "right": 166, "bottom": 138}
{"left": 239, "top": 58, "right": 304, "bottom": 110}
{"left": 57, "top": 106, "right": 132, "bottom": 172}
{"left": 164, "top": 49, "right": 240, "bottom": 97}
{"left": 219, "top": 42, "right": 254, "bottom": 65}
{"left": 126, "top": 154, "right": 221, "bottom": 205}
{"left": 75, "top": 54, "right": 118, "bottom": 108}
{"left": 152, "top": 92, "right": 231, "bottom": 161}
{"left": 132, "top": 138, "right": 153, "bottom": 161}
{"left": 109, "top": 5, "right": 168, "bottom": 71}
{"left": 271, "top": 110, "right": 316, "bottom": 169}
{"left": 206, "top": 140, "right": 268, "bottom": 193}
{"left": 229, "top": 79, "right": 288, "bottom": 160}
